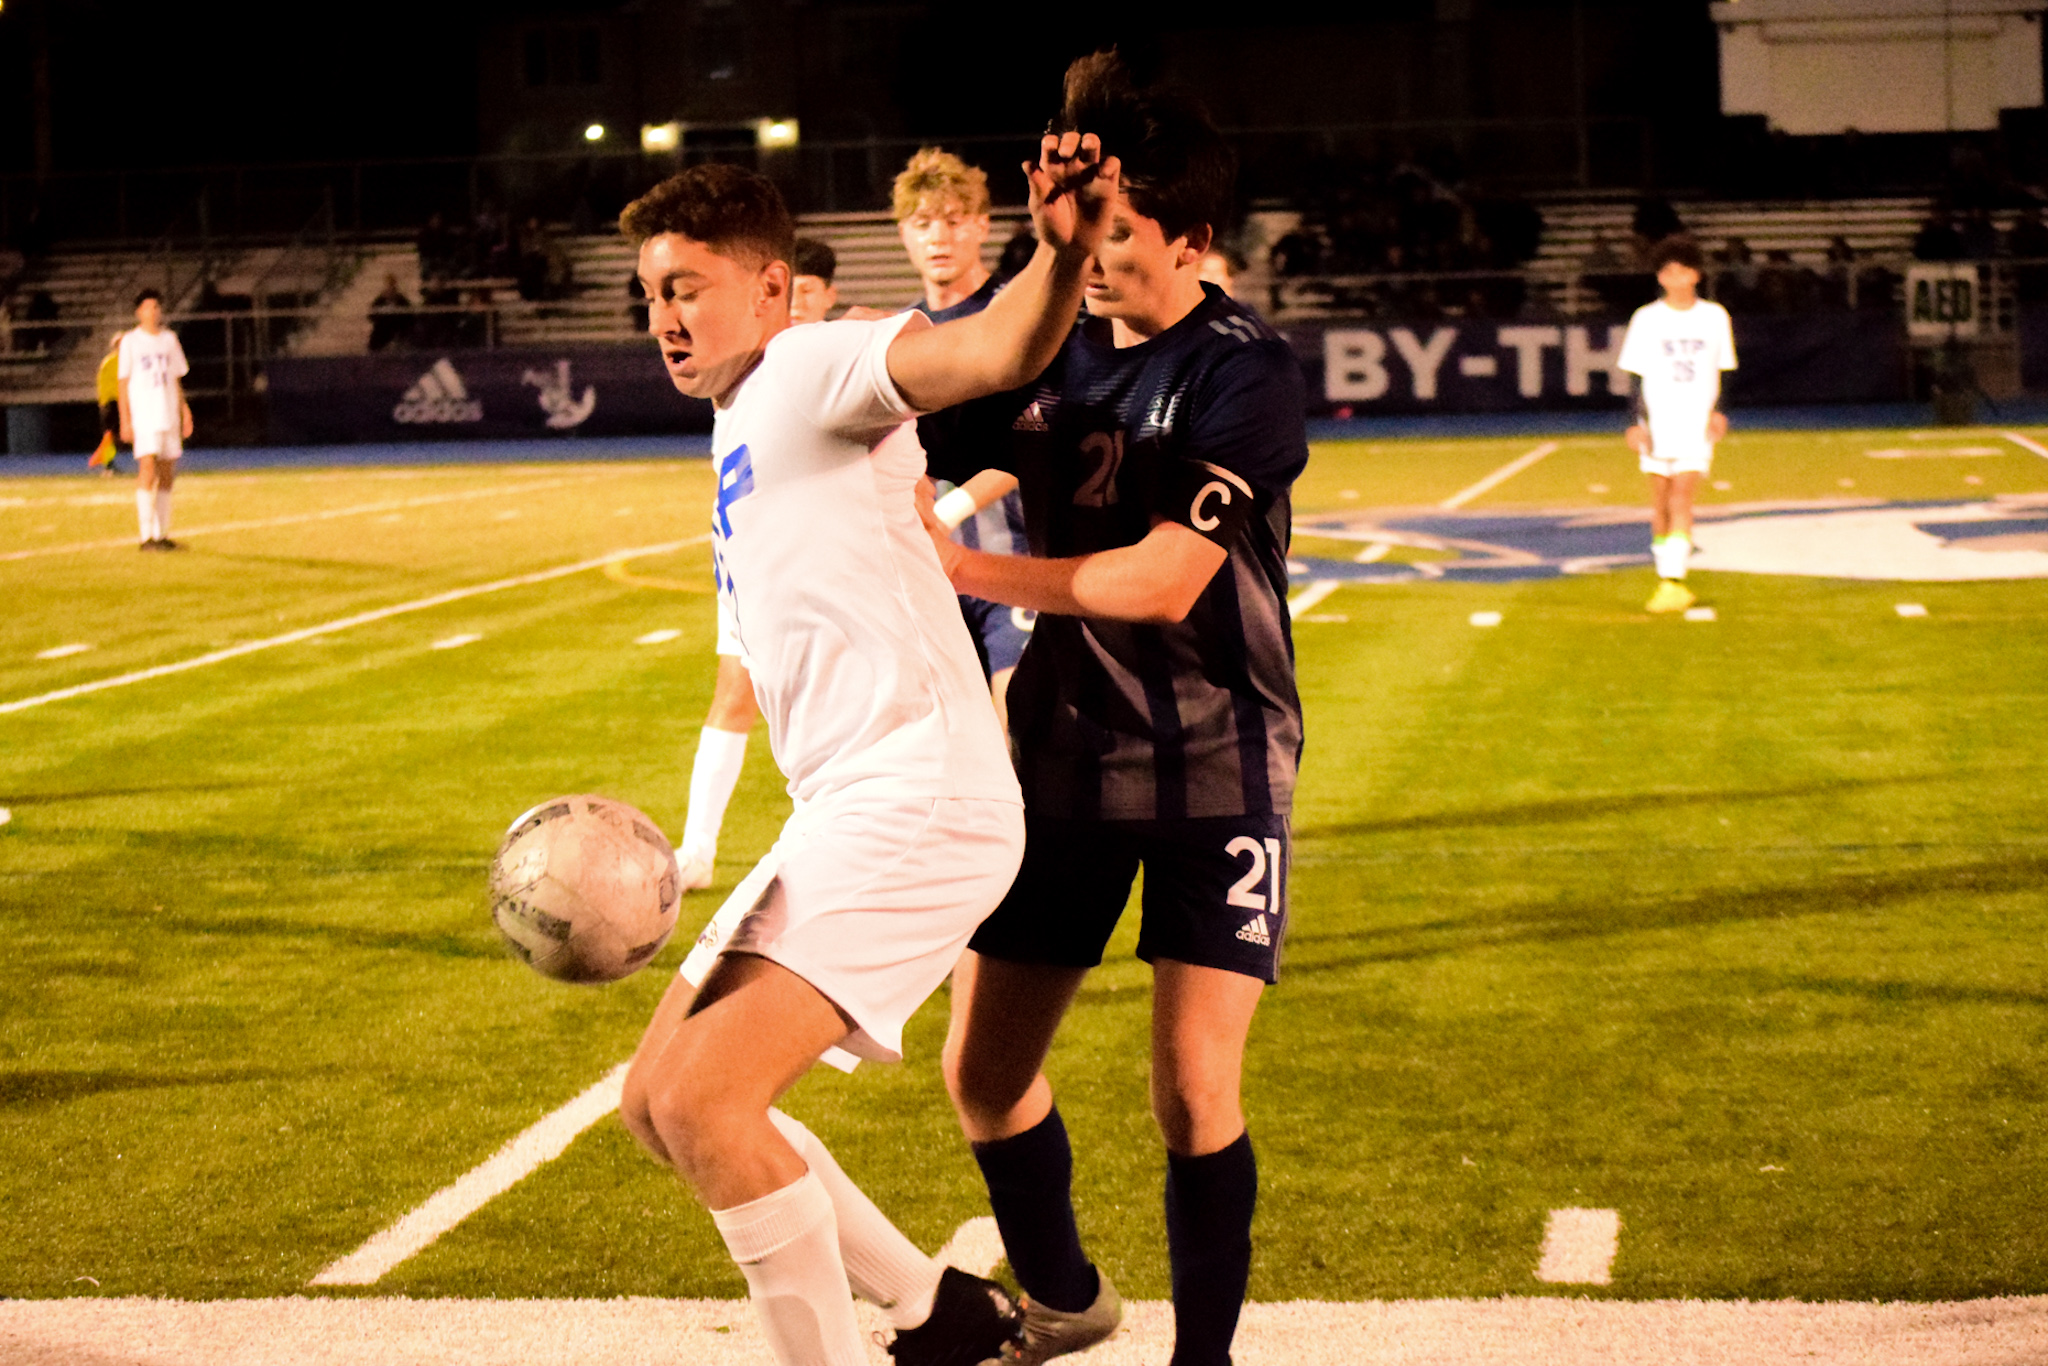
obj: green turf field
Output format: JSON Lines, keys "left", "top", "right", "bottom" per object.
{"left": 2, "top": 429, "right": 2044, "bottom": 1304}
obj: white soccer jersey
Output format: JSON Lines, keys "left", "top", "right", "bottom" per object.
{"left": 711, "top": 311, "right": 1020, "bottom": 808}
{"left": 1619, "top": 299, "right": 1736, "bottom": 444}
{"left": 117, "top": 327, "right": 189, "bottom": 433}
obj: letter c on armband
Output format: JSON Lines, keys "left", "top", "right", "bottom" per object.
{"left": 1191, "top": 481, "right": 1232, "bottom": 532}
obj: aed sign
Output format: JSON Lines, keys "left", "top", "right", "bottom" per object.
{"left": 1906, "top": 264, "right": 1981, "bottom": 341}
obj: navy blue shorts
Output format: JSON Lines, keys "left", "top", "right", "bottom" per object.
{"left": 960, "top": 595, "right": 1036, "bottom": 677}
{"left": 968, "top": 813, "right": 1291, "bottom": 983}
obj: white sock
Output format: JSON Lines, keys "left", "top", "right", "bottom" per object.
{"left": 154, "top": 489, "right": 173, "bottom": 540}
{"left": 712, "top": 1171, "right": 867, "bottom": 1366}
{"left": 1655, "top": 533, "right": 1690, "bottom": 581}
{"left": 769, "top": 1108, "right": 942, "bottom": 1329}
{"left": 681, "top": 726, "right": 750, "bottom": 865}
{"left": 136, "top": 489, "right": 157, "bottom": 542}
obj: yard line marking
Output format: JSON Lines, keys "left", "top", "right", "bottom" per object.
{"left": 1684, "top": 606, "right": 1717, "bottom": 622}
{"left": 0, "top": 474, "right": 605, "bottom": 563}
{"left": 2001, "top": 430, "right": 2048, "bottom": 460}
{"left": 0, "top": 536, "right": 708, "bottom": 716}
{"left": 1896, "top": 602, "right": 1929, "bottom": 617}
{"left": 1353, "top": 542, "right": 1390, "bottom": 564}
{"left": 0, "top": 808, "right": 10, "bottom": 827}
{"left": 1535, "top": 1207, "right": 1620, "bottom": 1285}
{"left": 936, "top": 1217, "right": 1006, "bottom": 1278}
{"left": 1287, "top": 580, "right": 1341, "bottom": 615}
{"left": 1469, "top": 610, "right": 1502, "bottom": 627}
{"left": 635, "top": 628, "right": 684, "bottom": 645}
{"left": 308, "top": 1063, "right": 630, "bottom": 1287}
{"left": 430, "top": 634, "right": 482, "bottom": 651}
{"left": 1440, "top": 441, "right": 1559, "bottom": 510}
{"left": 35, "top": 643, "right": 92, "bottom": 659}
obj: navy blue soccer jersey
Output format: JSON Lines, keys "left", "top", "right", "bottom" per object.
{"left": 990, "top": 284, "right": 1308, "bottom": 821}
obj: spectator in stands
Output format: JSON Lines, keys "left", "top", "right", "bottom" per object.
{"left": 788, "top": 238, "right": 838, "bottom": 324}
{"left": 0, "top": 295, "right": 13, "bottom": 356}
{"left": 1958, "top": 206, "right": 2001, "bottom": 261}
{"left": 20, "top": 288, "right": 59, "bottom": 355}
{"left": 418, "top": 277, "right": 460, "bottom": 349}
{"left": 996, "top": 226, "right": 1038, "bottom": 282}
{"left": 1913, "top": 207, "right": 1965, "bottom": 262}
{"left": 1714, "top": 237, "right": 1757, "bottom": 312}
{"left": 1821, "top": 236, "right": 1857, "bottom": 310}
{"left": 1198, "top": 247, "right": 1243, "bottom": 298}
{"left": 417, "top": 212, "right": 460, "bottom": 281}
{"left": 517, "top": 217, "right": 554, "bottom": 301}
{"left": 473, "top": 200, "right": 511, "bottom": 278}
{"left": 1757, "top": 249, "right": 1821, "bottom": 314}
{"left": 2007, "top": 204, "right": 2048, "bottom": 302}
{"left": 368, "top": 274, "right": 413, "bottom": 351}
{"left": 625, "top": 273, "right": 649, "bottom": 334}
{"left": 1630, "top": 195, "right": 1683, "bottom": 265}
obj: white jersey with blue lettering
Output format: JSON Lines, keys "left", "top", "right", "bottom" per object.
{"left": 1619, "top": 298, "right": 1737, "bottom": 457}
{"left": 709, "top": 312, "right": 1020, "bottom": 808}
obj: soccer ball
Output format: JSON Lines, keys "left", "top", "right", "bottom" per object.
{"left": 489, "top": 795, "right": 681, "bottom": 984}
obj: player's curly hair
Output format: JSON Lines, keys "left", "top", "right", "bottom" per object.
{"left": 618, "top": 163, "right": 795, "bottom": 270}
{"left": 1649, "top": 234, "right": 1706, "bottom": 274}
{"left": 892, "top": 148, "right": 991, "bottom": 222}
{"left": 1053, "top": 49, "right": 1235, "bottom": 245}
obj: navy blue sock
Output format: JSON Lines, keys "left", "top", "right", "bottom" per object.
{"left": 1165, "top": 1131, "right": 1257, "bottom": 1366}
{"left": 971, "top": 1106, "right": 1099, "bottom": 1312}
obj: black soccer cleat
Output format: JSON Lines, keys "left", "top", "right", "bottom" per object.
{"left": 885, "top": 1266, "right": 1025, "bottom": 1366}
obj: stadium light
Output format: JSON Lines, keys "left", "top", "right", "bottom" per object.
{"left": 640, "top": 121, "right": 681, "bottom": 153}
{"left": 584, "top": 123, "right": 606, "bottom": 143}
{"left": 756, "top": 118, "right": 800, "bottom": 150}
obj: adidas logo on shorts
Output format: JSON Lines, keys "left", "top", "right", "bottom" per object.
{"left": 1235, "top": 913, "right": 1272, "bottom": 947}
{"left": 394, "top": 358, "right": 484, "bottom": 424}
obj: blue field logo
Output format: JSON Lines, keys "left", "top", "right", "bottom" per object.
{"left": 1292, "top": 497, "right": 2048, "bottom": 584}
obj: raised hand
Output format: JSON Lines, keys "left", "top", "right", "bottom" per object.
{"left": 1025, "top": 131, "right": 1120, "bottom": 259}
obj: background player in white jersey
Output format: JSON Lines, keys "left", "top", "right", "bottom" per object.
{"left": 613, "top": 140, "right": 1118, "bottom": 1366}
{"left": 117, "top": 288, "right": 193, "bottom": 550}
{"left": 894, "top": 148, "right": 1037, "bottom": 727}
{"left": 1619, "top": 236, "right": 1737, "bottom": 614}
{"left": 673, "top": 236, "right": 841, "bottom": 893}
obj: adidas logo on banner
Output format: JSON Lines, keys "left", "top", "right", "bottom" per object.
{"left": 394, "top": 358, "right": 484, "bottom": 424}
{"left": 1235, "top": 913, "right": 1272, "bottom": 947}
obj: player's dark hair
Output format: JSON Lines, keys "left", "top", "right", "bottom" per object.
{"left": 1053, "top": 49, "right": 1235, "bottom": 245}
{"left": 134, "top": 287, "right": 163, "bottom": 307}
{"left": 791, "top": 237, "right": 837, "bottom": 283}
{"left": 1649, "top": 234, "right": 1706, "bottom": 274}
{"left": 618, "top": 164, "right": 795, "bottom": 270}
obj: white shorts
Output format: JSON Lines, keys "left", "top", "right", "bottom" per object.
{"left": 134, "top": 429, "right": 182, "bottom": 460}
{"left": 715, "top": 588, "right": 744, "bottom": 658}
{"left": 683, "top": 794, "right": 1024, "bottom": 1063}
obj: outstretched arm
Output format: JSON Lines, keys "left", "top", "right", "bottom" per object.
{"left": 885, "top": 132, "right": 1119, "bottom": 413}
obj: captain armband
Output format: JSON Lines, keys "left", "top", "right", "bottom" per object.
{"left": 1159, "top": 459, "right": 1260, "bottom": 548}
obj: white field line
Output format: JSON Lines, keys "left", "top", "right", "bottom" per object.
{"left": 1288, "top": 580, "right": 1341, "bottom": 615}
{"left": 0, "top": 474, "right": 606, "bottom": 563}
{"left": 1440, "top": 440, "right": 1561, "bottom": 509}
{"left": 935, "top": 1216, "right": 1006, "bottom": 1279}
{"left": 1535, "top": 1207, "right": 1621, "bottom": 1285}
{"left": 309, "top": 1064, "right": 631, "bottom": 1287}
{"left": 8, "top": 1295, "right": 2048, "bottom": 1366}
{"left": 2001, "top": 430, "right": 2048, "bottom": 460}
{"left": 0, "top": 536, "right": 709, "bottom": 716}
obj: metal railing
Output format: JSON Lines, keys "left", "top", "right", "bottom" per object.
{"left": 0, "top": 117, "right": 1658, "bottom": 248}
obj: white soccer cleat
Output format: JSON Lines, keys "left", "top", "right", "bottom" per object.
{"left": 677, "top": 854, "right": 715, "bottom": 891}
{"left": 1007, "top": 1271, "right": 1122, "bottom": 1365}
